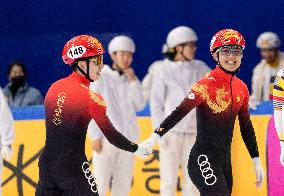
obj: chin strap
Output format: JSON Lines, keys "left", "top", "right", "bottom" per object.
{"left": 71, "top": 60, "right": 94, "bottom": 82}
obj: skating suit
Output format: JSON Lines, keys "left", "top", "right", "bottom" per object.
{"left": 154, "top": 66, "right": 259, "bottom": 196}
{"left": 36, "top": 72, "right": 137, "bottom": 196}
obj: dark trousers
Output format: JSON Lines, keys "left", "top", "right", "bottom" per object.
{"left": 188, "top": 144, "right": 232, "bottom": 196}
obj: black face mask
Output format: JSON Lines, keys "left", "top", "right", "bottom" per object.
{"left": 9, "top": 75, "right": 25, "bottom": 97}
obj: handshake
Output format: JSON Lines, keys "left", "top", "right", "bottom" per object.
{"left": 134, "top": 133, "right": 161, "bottom": 160}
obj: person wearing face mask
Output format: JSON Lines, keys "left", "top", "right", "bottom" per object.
{"left": 150, "top": 26, "right": 210, "bottom": 196}
{"left": 35, "top": 35, "right": 152, "bottom": 196}
{"left": 87, "top": 35, "right": 145, "bottom": 196}
{"left": 143, "top": 29, "right": 265, "bottom": 196}
{"left": 249, "top": 32, "right": 284, "bottom": 109}
{"left": 3, "top": 62, "right": 43, "bottom": 107}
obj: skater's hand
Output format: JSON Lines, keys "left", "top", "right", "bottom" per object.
{"left": 1, "top": 145, "right": 13, "bottom": 160}
{"left": 92, "top": 139, "right": 102, "bottom": 153}
{"left": 142, "top": 133, "right": 161, "bottom": 148}
{"left": 134, "top": 142, "right": 153, "bottom": 160}
{"left": 253, "top": 157, "right": 264, "bottom": 188}
{"left": 280, "top": 141, "right": 284, "bottom": 166}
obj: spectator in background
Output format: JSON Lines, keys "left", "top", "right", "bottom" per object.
{"left": 250, "top": 32, "right": 284, "bottom": 109}
{"left": 150, "top": 26, "right": 210, "bottom": 196}
{"left": 0, "top": 87, "right": 14, "bottom": 196}
{"left": 88, "top": 35, "right": 145, "bottom": 196}
{"left": 3, "top": 61, "right": 43, "bottom": 107}
{"left": 142, "top": 43, "right": 175, "bottom": 102}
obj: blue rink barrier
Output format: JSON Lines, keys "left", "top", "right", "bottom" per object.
{"left": 10, "top": 101, "right": 273, "bottom": 120}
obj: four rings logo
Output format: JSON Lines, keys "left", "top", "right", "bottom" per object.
{"left": 197, "top": 154, "right": 217, "bottom": 186}
{"left": 82, "top": 162, "right": 98, "bottom": 193}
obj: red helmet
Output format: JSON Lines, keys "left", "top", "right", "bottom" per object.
{"left": 62, "top": 35, "right": 105, "bottom": 65}
{"left": 210, "top": 29, "right": 245, "bottom": 53}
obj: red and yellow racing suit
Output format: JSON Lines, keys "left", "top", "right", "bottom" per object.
{"left": 36, "top": 72, "right": 137, "bottom": 195}
{"left": 154, "top": 66, "right": 259, "bottom": 195}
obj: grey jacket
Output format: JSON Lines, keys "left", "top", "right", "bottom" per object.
{"left": 3, "top": 83, "right": 43, "bottom": 107}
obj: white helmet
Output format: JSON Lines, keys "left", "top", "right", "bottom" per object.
{"left": 166, "top": 26, "right": 198, "bottom": 48}
{"left": 256, "top": 32, "right": 281, "bottom": 49}
{"left": 108, "top": 35, "right": 136, "bottom": 54}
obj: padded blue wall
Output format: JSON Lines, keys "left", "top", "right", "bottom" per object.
{"left": 0, "top": 0, "right": 284, "bottom": 96}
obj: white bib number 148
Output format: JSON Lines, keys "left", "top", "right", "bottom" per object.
{"left": 67, "top": 46, "right": 86, "bottom": 59}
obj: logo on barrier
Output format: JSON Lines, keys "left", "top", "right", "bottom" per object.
{"left": 142, "top": 149, "right": 182, "bottom": 194}
{"left": 3, "top": 144, "right": 43, "bottom": 196}
{"left": 82, "top": 161, "right": 98, "bottom": 193}
{"left": 197, "top": 154, "right": 217, "bottom": 186}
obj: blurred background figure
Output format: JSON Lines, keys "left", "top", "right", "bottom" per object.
{"left": 250, "top": 32, "right": 284, "bottom": 109}
{"left": 3, "top": 61, "right": 43, "bottom": 107}
{"left": 142, "top": 43, "right": 175, "bottom": 102}
{"left": 88, "top": 35, "right": 145, "bottom": 196}
{"left": 0, "top": 87, "right": 14, "bottom": 196}
{"left": 150, "top": 26, "right": 210, "bottom": 196}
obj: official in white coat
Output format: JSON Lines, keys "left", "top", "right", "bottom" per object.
{"left": 150, "top": 26, "right": 210, "bottom": 196}
{"left": 0, "top": 88, "right": 14, "bottom": 196}
{"left": 88, "top": 35, "right": 145, "bottom": 196}
{"left": 250, "top": 32, "right": 284, "bottom": 109}
{"left": 142, "top": 44, "right": 174, "bottom": 102}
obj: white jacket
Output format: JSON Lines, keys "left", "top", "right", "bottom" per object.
{"left": 88, "top": 65, "right": 145, "bottom": 142}
{"left": 150, "top": 60, "right": 211, "bottom": 133}
{"left": 0, "top": 88, "right": 14, "bottom": 147}
{"left": 142, "top": 59, "right": 166, "bottom": 101}
{"left": 251, "top": 51, "right": 284, "bottom": 101}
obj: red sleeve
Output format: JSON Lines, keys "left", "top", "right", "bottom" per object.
{"left": 238, "top": 85, "right": 259, "bottom": 158}
{"left": 88, "top": 91, "right": 137, "bottom": 153}
{"left": 154, "top": 81, "right": 205, "bottom": 137}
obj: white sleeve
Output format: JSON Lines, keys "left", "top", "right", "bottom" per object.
{"left": 251, "top": 64, "right": 263, "bottom": 100}
{"left": 87, "top": 82, "right": 104, "bottom": 140}
{"left": 142, "top": 73, "right": 152, "bottom": 102}
{"left": 150, "top": 69, "right": 166, "bottom": 128}
{"left": 87, "top": 119, "right": 103, "bottom": 140}
{"left": 128, "top": 79, "right": 146, "bottom": 111}
{"left": 142, "top": 61, "right": 164, "bottom": 102}
{"left": 0, "top": 89, "right": 14, "bottom": 145}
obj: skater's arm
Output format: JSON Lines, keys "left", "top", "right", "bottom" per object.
{"left": 238, "top": 87, "right": 259, "bottom": 158}
{"left": 273, "top": 72, "right": 284, "bottom": 142}
{"left": 273, "top": 70, "right": 284, "bottom": 166}
{"left": 88, "top": 92, "right": 137, "bottom": 153}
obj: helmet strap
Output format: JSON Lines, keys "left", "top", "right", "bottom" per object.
{"left": 72, "top": 60, "right": 94, "bottom": 82}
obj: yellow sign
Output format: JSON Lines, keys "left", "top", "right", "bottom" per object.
{"left": 3, "top": 116, "right": 269, "bottom": 195}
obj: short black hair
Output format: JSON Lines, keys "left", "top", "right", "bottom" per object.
{"left": 7, "top": 61, "right": 27, "bottom": 77}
